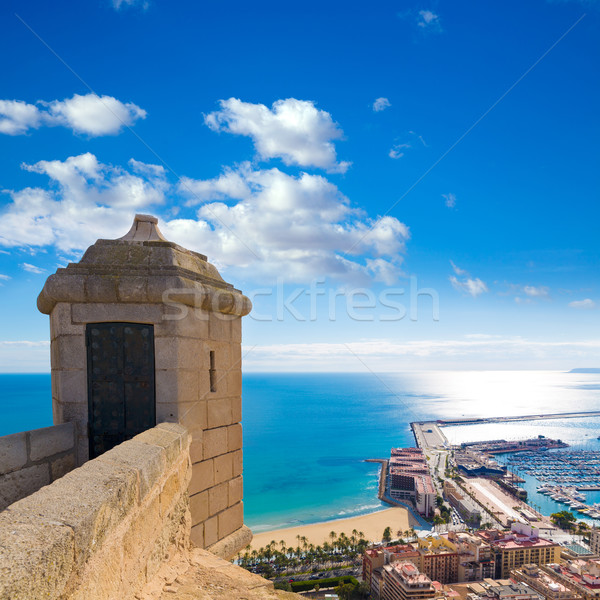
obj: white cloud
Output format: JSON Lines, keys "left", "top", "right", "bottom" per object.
{"left": 372, "top": 97, "right": 391, "bottom": 112}
{"left": 0, "top": 94, "right": 146, "bottom": 137}
{"left": 449, "top": 261, "right": 488, "bottom": 297}
{"left": 389, "top": 143, "right": 410, "bottom": 159}
{"left": 569, "top": 299, "right": 596, "bottom": 309}
{"left": 0, "top": 153, "right": 168, "bottom": 252}
{"left": 443, "top": 193, "right": 456, "bottom": 208}
{"left": 450, "top": 275, "right": 488, "bottom": 297}
{"left": 0, "top": 154, "right": 409, "bottom": 284}
{"left": 0, "top": 100, "right": 42, "bottom": 135}
{"left": 172, "top": 164, "right": 409, "bottom": 283}
{"left": 0, "top": 274, "right": 10, "bottom": 280}
{"left": 523, "top": 285, "right": 549, "bottom": 298}
{"left": 417, "top": 10, "right": 441, "bottom": 30}
{"left": 204, "top": 98, "right": 350, "bottom": 172}
{"left": 449, "top": 260, "right": 466, "bottom": 276}
{"left": 0, "top": 341, "right": 50, "bottom": 373}
{"left": 243, "top": 337, "right": 600, "bottom": 372}
{"left": 21, "top": 263, "right": 45, "bottom": 274}
{"left": 112, "top": 0, "right": 149, "bottom": 10}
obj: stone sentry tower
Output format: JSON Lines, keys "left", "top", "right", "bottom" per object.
{"left": 37, "top": 214, "right": 252, "bottom": 551}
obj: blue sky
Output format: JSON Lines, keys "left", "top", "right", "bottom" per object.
{"left": 0, "top": 0, "right": 598, "bottom": 371}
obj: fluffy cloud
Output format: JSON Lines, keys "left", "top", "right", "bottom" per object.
{"left": 21, "top": 263, "right": 45, "bottom": 274}
{"left": 417, "top": 10, "right": 441, "bottom": 30}
{"left": 0, "top": 94, "right": 146, "bottom": 136}
{"left": 0, "top": 274, "right": 10, "bottom": 280}
{"left": 569, "top": 299, "right": 596, "bottom": 309}
{"left": 389, "top": 143, "right": 410, "bottom": 159}
{"left": 0, "top": 154, "right": 409, "bottom": 284}
{"left": 443, "top": 193, "right": 456, "bottom": 208}
{"left": 112, "top": 0, "right": 149, "bottom": 9}
{"left": 0, "top": 100, "right": 42, "bottom": 135}
{"left": 449, "top": 261, "right": 488, "bottom": 297}
{"left": 523, "top": 285, "right": 549, "bottom": 297}
{"left": 204, "top": 98, "right": 350, "bottom": 172}
{"left": 0, "top": 153, "right": 167, "bottom": 252}
{"left": 173, "top": 164, "right": 409, "bottom": 282}
{"left": 372, "top": 97, "right": 391, "bottom": 112}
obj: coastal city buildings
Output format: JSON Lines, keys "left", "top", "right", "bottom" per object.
{"left": 443, "top": 481, "right": 482, "bottom": 527}
{"left": 389, "top": 448, "right": 436, "bottom": 517}
{"left": 476, "top": 523, "right": 561, "bottom": 578}
{"left": 363, "top": 534, "right": 494, "bottom": 589}
{"left": 382, "top": 561, "right": 436, "bottom": 600}
{"left": 512, "top": 564, "right": 582, "bottom": 600}
{"left": 417, "top": 536, "right": 459, "bottom": 584}
{"left": 447, "top": 531, "right": 495, "bottom": 581}
{"left": 541, "top": 560, "right": 600, "bottom": 599}
{"left": 589, "top": 530, "right": 600, "bottom": 556}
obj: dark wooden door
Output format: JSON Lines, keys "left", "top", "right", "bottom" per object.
{"left": 86, "top": 322, "right": 156, "bottom": 459}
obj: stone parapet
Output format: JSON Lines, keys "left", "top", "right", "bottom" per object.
{"left": 0, "top": 422, "right": 190, "bottom": 600}
{"left": 0, "top": 422, "right": 76, "bottom": 511}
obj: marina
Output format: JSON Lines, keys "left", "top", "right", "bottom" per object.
{"left": 498, "top": 449, "right": 600, "bottom": 521}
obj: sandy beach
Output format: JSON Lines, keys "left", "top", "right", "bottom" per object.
{"left": 248, "top": 507, "right": 417, "bottom": 551}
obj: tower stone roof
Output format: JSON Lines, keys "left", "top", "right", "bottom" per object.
{"left": 37, "top": 214, "right": 251, "bottom": 316}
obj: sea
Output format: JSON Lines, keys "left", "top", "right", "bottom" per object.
{"left": 1, "top": 370, "right": 599, "bottom": 533}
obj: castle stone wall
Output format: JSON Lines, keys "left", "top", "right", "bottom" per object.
{"left": 0, "top": 422, "right": 190, "bottom": 600}
{"left": 0, "top": 421, "right": 76, "bottom": 511}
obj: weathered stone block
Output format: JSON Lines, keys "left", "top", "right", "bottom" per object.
{"left": 207, "top": 397, "right": 232, "bottom": 429}
{"left": 232, "top": 449, "right": 243, "bottom": 478}
{"left": 189, "top": 459, "right": 214, "bottom": 495}
{"left": 190, "top": 522, "right": 204, "bottom": 547}
{"left": 217, "top": 501, "right": 244, "bottom": 539}
{"left": 135, "top": 422, "right": 188, "bottom": 467}
{"left": 214, "top": 453, "right": 234, "bottom": 485}
{"left": 208, "top": 482, "right": 229, "bottom": 515}
{"left": 159, "top": 456, "right": 188, "bottom": 517}
{"left": 228, "top": 370, "right": 243, "bottom": 397}
{"left": 189, "top": 436, "right": 203, "bottom": 463}
{"left": 209, "top": 313, "right": 232, "bottom": 341}
{"left": 53, "top": 369, "right": 87, "bottom": 405}
{"left": 203, "top": 426, "right": 227, "bottom": 460}
{"left": 228, "top": 476, "right": 243, "bottom": 506}
{"left": 52, "top": 334, "right": 86, "bottom": 370}
{"left": 204, "top": 515, "right": 219, "bottom": 547}
{"left": 50, "top": 302, "right": 80, "bottom": 337}
{"left": 0, "top": 431, "right": 27, "bottom": 475}
{"left": 98, "top": 439, "right": 165, "bottom": 502}
{"left": 53, "top": 398, "right": 88, "bottom": 424}
{"left": 190, "top": 490, "right": 209, "bottom": 523}
{"left": 227, "top": 423, "right": 243, "bottom": 452}
{"left": 29, "top": 422, "right": 75, "bottom": 462}
{"left": 0, "top": 464, "right": 51, "bottom": 511}
{"left": 231, "top": 396, "right": 242, "bottom": 423}
{"left": 178, "top": 399, "right": 208, "bottom": 434}
{"left": 155, "top": 401, "right": 180, "bottom": 423}
{"left": 51, "top": 453, "right": 77, "bottom": 481}
{"left": 117, "top": 275, "right": 148, "bottom": 302}
{"left": 0, "top": 510, "right": 75, "bottom": 600}
{"left": 8, "top": 459, "right": 138, "bottom": 565}
{"left": 84, "top": 275, "right": 119, "bottom": 304}
{"left": 155, "top": 368, "right": 201, "bottom": 404}
{"left": 231, "top": 318, "right": 241, "bottom": 343}
{"left": 72, "top": 301, "right": 163, "bottom": 324}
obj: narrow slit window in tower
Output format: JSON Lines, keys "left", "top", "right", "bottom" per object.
{"left": 209, "top": 350, "right": 216, "bottom": 392}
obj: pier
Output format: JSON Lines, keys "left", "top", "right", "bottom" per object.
{"left": 429, "top": 410, "right": 600, "bottom": 427}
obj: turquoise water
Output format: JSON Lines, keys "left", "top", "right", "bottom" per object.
{"left": 1, "top": 370, "right": 599, "bottom": 532}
